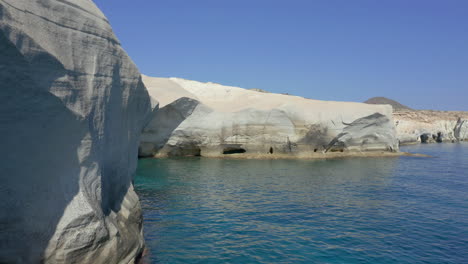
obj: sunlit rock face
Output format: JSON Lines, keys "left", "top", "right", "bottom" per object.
{"left": 365, "top": 97, "right": 468, "bottom": 145}
{"left": 140, "top": 75, "right": 398, "bottom": 157}
{"left": 393, "top": 111, "right": 468, "bottom": 145}
{"left": 454, "top": 118, "right": 468, "bottom": 141}
{"left": 0, "top": 1, "right": 152, "bottom": 263}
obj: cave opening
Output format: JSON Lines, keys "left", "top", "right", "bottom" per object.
{"left": 420, "top": 134, "right": 429, "bottom": 143}
{"left": 183, "top": 146, "right": 201, "bottom": 156}
{"left": 436, "top": 132, "right": 443, "bottom": 143}
{"left": 269, "top": 147, "right": 273, "bottom": 154}
{"left": 329, "top": 148, "right": 345, "bottom": 153}
{"left": 170, "top": 145, "right": 201, "bottom": 157}
{"left": 223, "top": 148, "right": 246, "bottom": 155}
{"left": 192, "top": 149, "right": 201, "bottom": 156}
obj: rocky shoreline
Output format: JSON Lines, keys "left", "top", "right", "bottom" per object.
{"left": 365, "top": 97, "right": 468, "bottom": 145}
{"left": 1, "top": 1, "right": 462, "bottom": 263}
{"left": 139, "top": 76, "right": 399, "bottom": 158}
{"left": 152, "top": 150, "right": 431, "bottom": 160}
{"left": 394, "top": 110, "right": 468, "bottom": 144}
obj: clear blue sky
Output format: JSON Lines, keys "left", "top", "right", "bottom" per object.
{"left": 94, "top": 0, "right": 468, "bottom": 111}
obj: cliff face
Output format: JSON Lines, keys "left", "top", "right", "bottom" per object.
{"left": 140, "top": 76, "right": 398, "bottom": 158}
{"left": 454, "top": 118, "right": 468, "bottom": 141}
{"left": 365, "top": 97, "right": 468, "bottom": 144}
{"left": 0, "top": 1, "right": 152, "bottom": 263}
{"left": 394, "top": 110, "right": 468, "bottom": 144}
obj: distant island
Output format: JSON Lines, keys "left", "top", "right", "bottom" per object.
{"left": 364, "top": 97, "right": 413, "bottom": 111}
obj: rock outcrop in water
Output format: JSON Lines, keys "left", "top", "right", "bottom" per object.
{"left": 454, "top": 118, "right": 468, "bottom": 141}
{"left": 0, "top": 1, "right": 153, "bottom": 263}
{"left": 394, "top": 110, "right": 468, "bottom": 144}
{"left": 365, "top": 97, "right": 468, "bottom": 144}
{"left": 140, "top": 76, "right": 398, "bottom": 157}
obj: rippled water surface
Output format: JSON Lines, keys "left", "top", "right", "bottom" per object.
{"left": 135, "top": 143, "right": 468, "bottom": 263}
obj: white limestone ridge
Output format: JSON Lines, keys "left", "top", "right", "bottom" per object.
{"left": 394, "top": 111, "right": 468, "bottom": 144}
{"left": 0, "top": 1, "right": 154, "bottom": 263}
{"left": 365, "top": 97, "right": 468, "bottom": 144}
{"left": 140, "top": 75, "right": 399, "bottom": 158}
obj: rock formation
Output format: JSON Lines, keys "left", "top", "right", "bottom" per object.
{"left": 393, "top": 110, "right": 468, "bottom": 144}
{"left": 454, "top": 118, "right": 468, "bottom": 141}
{"left": 0, "top": 1, "right": 153, "bottom": 263}
{"left": 140, "top": 76, "right": 399, "bottom": 158}
{"left": 365, "top": 97, "right": 468, "bottom": 144}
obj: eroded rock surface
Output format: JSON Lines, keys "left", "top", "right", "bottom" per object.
{"left": 393, "top": 110, "right": 468, "bottom": 144}
{"left": 140, "top": 76, "right": 398, "bottom": 157}
{"left": 365, "top": 97, "right": 468, "bottom": 144}
{"left": 326, "top": 113, "right": 397, "bottom": 152}
{"left": 0, "top": 1, "right": 152, "bottom": 263}
{"left": 454, "top": 118, "right": 468, "bottom": 141}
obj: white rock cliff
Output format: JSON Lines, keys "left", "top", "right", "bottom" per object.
{"left": 0, "top": 1, "right": 153, "bottom": 263}
{"left": 140, "top": 76, "right": 399, "bottom": 158}
{"left": 393, "top": 110, "right": 468, "bottom": 144}
{"left": 365, "top": 97, "right": 468, "bottom": 144}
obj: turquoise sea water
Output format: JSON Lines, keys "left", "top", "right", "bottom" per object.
{"left": 135, "top": 143, "right": 468, "bottom": 264}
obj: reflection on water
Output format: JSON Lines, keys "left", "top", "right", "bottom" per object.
{"left": 136, "top": 143, "right": 468, "bottom": 264}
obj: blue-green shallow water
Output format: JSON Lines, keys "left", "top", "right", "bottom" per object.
{"left": 135, "top": 143, "right": 468, "bottom": 264}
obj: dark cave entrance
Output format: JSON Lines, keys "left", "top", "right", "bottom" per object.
{"left": 329, "top": 148, "right": 345, "bottom": 153}
{"left": 420, "top": 134, "right": 429, "bottom": 143}
{"left": 269, "top": 147, "right": 274, "bottom": 154}
{"left": 191, "top": 148, "right": 202, "bottom": 157}
{"left": 436, "top": 132, "right": 443, "bottom": 143}
{"left": 172, "top": 145, "right": 201, "bottom": 157}
{"left": 223, "top": 147, "right": 246, "bottom": 155}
